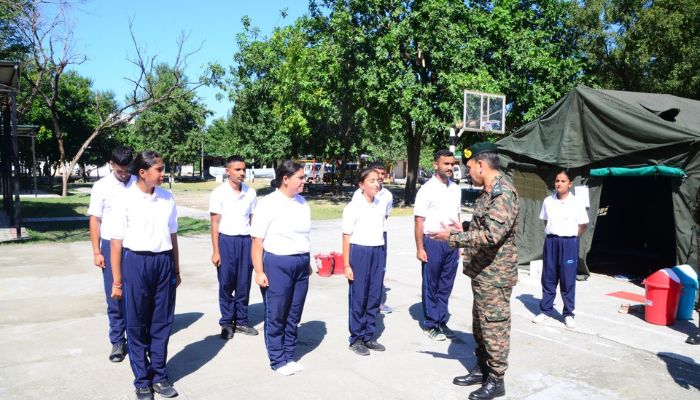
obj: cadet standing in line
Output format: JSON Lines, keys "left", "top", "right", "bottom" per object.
{"left": 209, "top": 155, "right": 259, "bottom": 339}
{"left": 251, "top": 160, "right": 311, "bottom": 376}
{"left": 87, "top": 145, "right": 136, "bottom": 362}
{"left": 414, "top": 149, "right": 462, "bottom": 341}
{"left": 344, "top": 167, "right": 388, "bottom": 356}
{"left": 110, "top": 151, "right": 180, "bottom": 400}
{"left": 532, "top": 170, "right": 588, "bottom": 329}
{"left": 430, "top": 142, "right": 519, "bottom": 400}
{"left": 351, "top": 161, "right": 393, "bottom": 313}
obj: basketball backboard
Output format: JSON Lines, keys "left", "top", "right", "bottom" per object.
{"left": 462, "top": 90, "right": 506, "bottom": 134}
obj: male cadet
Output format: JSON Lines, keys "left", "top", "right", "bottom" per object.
{"left": 414, "top": 150, "right": 462, "bottom": 341}
{"left": 210, "top": 155, "right": 258, "bottom": 339}
{"left": 352, "top": 161, "right": 394, "bottom": 313}
{"left": 87, "top": 145, "right": 136, "bottom": 362}
{"left": 430, "top": 142, "right": 519, "bottom": 400}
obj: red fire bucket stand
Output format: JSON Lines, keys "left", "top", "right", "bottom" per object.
{"left": 331, "top": 252, "right": 345, "bottom": 275}
{"left": 314, "top": 254, "right": 333, "bottom": 277}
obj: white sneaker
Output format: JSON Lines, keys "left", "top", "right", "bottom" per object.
{"left": 531, "top": 313, "right": 551, "bottom": 323}
{"left": 287, "top": 361, "right": 304, "bottom": 373}
{"left": 275, "top": 364, "right": 296, "bottom": 376}
{"left": 564, "top": 316, "right": 576, "bottom": 329}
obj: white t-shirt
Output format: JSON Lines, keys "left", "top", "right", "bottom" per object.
{"left": 250, "top": 190, "right": 311, "bottom": 255}
{"left": 342, "top": 194, "right": 385, "bottom": 246}
{"left": 413, "top": 176, "right": 462, "bottom": 234}
{"left": 208, "top": 182, "right": 257, "bottom": 235}
{"left": 87, "top": 173, "right": 137, "bottom": 240}
{"left": 111, "top": 185, "right": 178, "bottom": 252}
{"left": 539, "top": 192, "right": 589, "bottom": 237}
{"left": 351, "top": 187, "right": 393, "bottom": 231}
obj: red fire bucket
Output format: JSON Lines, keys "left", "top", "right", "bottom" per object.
{"left": 314, "top": 253, "right": 333, "bottom": 277}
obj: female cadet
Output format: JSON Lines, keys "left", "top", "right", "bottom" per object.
{"left": 110, "top": 151, "right": 180, "bottom": 400}
{"left": 343, "top": 167, "right": 388, "bottom": 356}
{"left": 532, "top": 170, "right": 588, "bottom": 329}
{"left": 251, "top": 160, "right": 311, "bottom": 376}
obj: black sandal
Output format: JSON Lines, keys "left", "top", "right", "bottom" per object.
{"left": 686, "top": 331, "right": 700, "bottom": 345}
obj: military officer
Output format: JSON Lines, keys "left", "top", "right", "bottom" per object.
{"left": 429, "top": 142, "right": 519, "bottom": 400}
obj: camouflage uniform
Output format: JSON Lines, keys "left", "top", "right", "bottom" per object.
{"left": 449, "top": 174, "right": 519, "bottom": 377}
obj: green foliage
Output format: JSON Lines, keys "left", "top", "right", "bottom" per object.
{"left": 130, "top": 64, "right": 210, "bottom": 167}
{"left": 574, "top": 0, "right": 700, "bottom": 99}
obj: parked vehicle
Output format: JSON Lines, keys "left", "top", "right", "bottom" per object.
{"left": 303, "top": 162, "right": 323, "bottom": 183}
{"left": 418, "top": 168, "right": 433, "bottom": 184}
{"left": 452, "top": 165, "right": 462, "bottom": 184}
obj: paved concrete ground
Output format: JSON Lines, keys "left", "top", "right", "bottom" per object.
{"left": 0, "top": 216, "right": 698, "bottom": 400}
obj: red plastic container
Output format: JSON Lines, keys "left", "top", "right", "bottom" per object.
{"left": 314, "top": 253, "right": 333, "bottom": 277}
{"left": 643, "top": 268, "right": 682, "bottom": 325}
{"left": 331, "top": 251, "right": 345, "bottom": 275}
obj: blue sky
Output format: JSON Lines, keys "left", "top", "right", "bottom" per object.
{"left": 68, "top": 1, "right": 308, "bottom": 122}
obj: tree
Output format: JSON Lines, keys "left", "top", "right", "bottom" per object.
{"left": 574, "top": 0, "right": 700, "bottom": 99}
{"left": 131, "top": 64, "right": 210, "bottom": 186}
{"left": 12, "top": 0, "right": 206, "bottom": 196}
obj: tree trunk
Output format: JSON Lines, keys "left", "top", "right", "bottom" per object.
{"left": 404, "top": 118, "right": 421, "bottom": 206}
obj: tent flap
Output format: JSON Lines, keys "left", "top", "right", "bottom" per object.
{"left": 590, "top": 166, "right": 686, "bottom": 178}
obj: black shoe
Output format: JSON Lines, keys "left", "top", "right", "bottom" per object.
{"left": 364, "top": 340, "right": 386, "bottom": 351}
{"left": 453, "top": 364, "right": 485, "bottom": 386}
{"left": 220, "top": 325, "right": 234, "bottom": 340}
{"left": 686, "top": 330, "right": 700, "bottom": 345}
{"left": 109, "top": 341, "right": 126, "bottom": 362}
{"left": 349, "top": 341, "right": 370, "bottom": 356}
{"left": 153, "top": 380, "right": 178, "bottom": 398}
{"left": 468, "top": 376, "right": 505, "bottom": 400}
{"left": 135, "top": 387, "right": 153, "bottom": 400}
{"left": 440, "top": 323, "right": 456, "bottom": 339}
{"left": 235, "top": 324, "right": 259, "bottom": 336}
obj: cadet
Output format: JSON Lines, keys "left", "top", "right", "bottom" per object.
{"left": 344, "top": 167, "right": 387, "bottom": 356}
{"left": 414, "top": 149, "right": 462, "bottom": 341}
{"left": 110, "top": 151, "right": 181, "bottom": 400}
{"left": 87, "top": 145, "right": 136, "bottom": 362}
{"left": 430, "top": 142, "right": 519, "bottom": 400}
{"left": 251, "top": 160, "right": 311, "bottom": 376}
{"left": 532, "top": 170, "right": 588, "bottom": 329}
{"left": 351, "top": 161, "right": 393, "bottom": 313}
{"left": 209, "top": 155, "right": 258, "bottom": 339}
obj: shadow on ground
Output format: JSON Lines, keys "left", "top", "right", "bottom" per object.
{"left": 296, "top": 320, "right": 327, "bottom": 361}
{"left": 167, "top": 334, "right": 226, "bottom": 382}
{"left": 171, "top": 312, "right": 204, "bottom": 336}
{"left": 657, "top": 352, "right": 700, "bottom": 391}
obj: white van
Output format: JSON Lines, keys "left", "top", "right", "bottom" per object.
{"left": 452, "top": 165, "right": 462, "bottom": 184}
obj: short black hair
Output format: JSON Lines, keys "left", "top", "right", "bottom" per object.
{"left": 274, "top": 160, "right": 304, "bottom": 189}
{"left": 369, "top": 161, "right": 386, "bottom": 171}
{"left": 554, "top": 169, "right": 572, "bottom": 182}
{"left": 131, "top": 150, "right": 163, "bottom": 175}
{"left": 472, "top": 151, "right": 500, "bottom": 169}
{"left": 226, "top": 155, "right": 245, "bottom": 165}
{"left": 357, "top": 167, "right": 378, "bottom": 185}
{"left": 110, "top": 146, "right": 133, "bottom": 166}
{"left": 434, "top": 149, "right": 454, "bottom": 161}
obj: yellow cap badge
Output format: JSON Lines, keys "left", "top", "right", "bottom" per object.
{"left": 463, "top": 148, "right": 472, "bottom": 159}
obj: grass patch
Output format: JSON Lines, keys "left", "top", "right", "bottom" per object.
{"left": 177, "top": 217, "right": 210, "bottom": 236}
{"left": 18, "top": 193, "right": 90, "bottom": 218}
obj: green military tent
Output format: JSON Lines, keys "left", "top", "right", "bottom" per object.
{"left": 496, "top": 85, "right": 700, "bottom": 278}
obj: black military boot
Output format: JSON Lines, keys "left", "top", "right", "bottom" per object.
{"left": 453, "top": 362, "right": 486, "bottom": 386}
{"left": 468, "top": 375, "right": 505, "bottom": 400}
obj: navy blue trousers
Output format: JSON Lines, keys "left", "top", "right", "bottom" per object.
{"left": 348, "top": 244, "right": 386, "bottom": 344}
{"left": 540, "top": 235, "right": 578, "bottom": 317}
{"left": 261, "top": 252, "right": 310, "bottom": 369}
{"left": 100, "top": 239, "right": 126, "bottom": 344}
{"left": 217, "top": 234, "right": 253, "bottom": 327}
{"left": 422, "top": 236, "right": 459, "bottom": 329}
{"left": 123, "top": 250, "right": 177, "bottom": 389}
